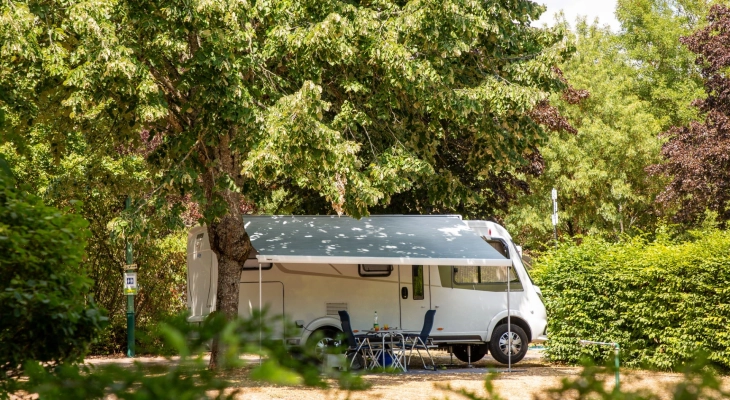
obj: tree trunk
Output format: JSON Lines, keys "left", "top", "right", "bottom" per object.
{"left": 206, "top": 212, "right": 252, "bottom": 369}
{"left": 196, "top": 131, "right": 251, "bottom": 369}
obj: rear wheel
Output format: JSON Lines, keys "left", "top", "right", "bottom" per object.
{"left": 488, "top": 324, "right": 528, "bottom": 364}
{"left": 306, "top": 328, "right": 342, "bottom": 361}
{"left": 452, "top": 344, "right": 488, "bottom": 363}
{"left": 305, "top": 328, "right": 364, "bottom": 370}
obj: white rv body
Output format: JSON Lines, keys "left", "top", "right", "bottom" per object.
{"left": 186, "top": 215, "right": 547, "bottom": 364}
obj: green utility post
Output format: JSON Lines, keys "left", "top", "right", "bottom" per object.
{"left": 579, "top": 340, "right": 620, "bottom": 392}
{"left": 124, "top": 196, "right": 137, "bottom": 358}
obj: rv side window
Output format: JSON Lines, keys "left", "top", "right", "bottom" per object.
{"left": 242, "top": 248, "right": 273, "bottom": 270}
{"left": 478, "top": 266, "right": 519, "bottom": 283}
{"left": 358, "top": 264, "right": 393, "bottom": 277}
{"left": 412, "top": 265, "right": 424, "bottom": 300}
{"left": 453, "top": 266, "right": 520, "bottom": 285}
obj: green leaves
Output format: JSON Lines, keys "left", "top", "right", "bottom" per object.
{"left": 506, "top": 20, "right": 668, "bottom": 247}
{"left": 2, "top": 0, "right": 571, "bottom": 219}
{"left": 533, "top": 229, "right": 730, "bottom": 370}
{"left": 0, "top": 163, "right": 106, "bottom": 380}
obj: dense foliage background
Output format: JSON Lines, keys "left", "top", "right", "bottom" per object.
{"left": 0, "top": 160, "right": 105, "bottom": 378}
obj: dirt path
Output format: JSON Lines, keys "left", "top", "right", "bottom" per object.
{"left": 84, "top": 350, "right": 705, "bottom": 399}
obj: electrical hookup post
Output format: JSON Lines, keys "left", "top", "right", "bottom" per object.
{"left": 124, "top": 196, "right": 138, "bottom": 358}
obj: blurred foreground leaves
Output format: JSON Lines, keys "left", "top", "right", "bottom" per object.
{"left": 4, "top": 311, "right": 369, "bottom": 399}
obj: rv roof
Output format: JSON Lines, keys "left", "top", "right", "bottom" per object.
{"left": 245, "top": 215, "right": 511, "bottom": 267}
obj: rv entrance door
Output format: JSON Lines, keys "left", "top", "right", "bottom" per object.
{"left": 398, "top": 265, "right": 431, "bottom": 331}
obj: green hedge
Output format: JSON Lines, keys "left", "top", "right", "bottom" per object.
{"left": 532, "top": 230, "right": 730, "bottom": 370}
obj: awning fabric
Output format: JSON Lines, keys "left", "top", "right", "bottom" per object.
{"left": 246, "top": 215, "right": 511, "bottom": 267}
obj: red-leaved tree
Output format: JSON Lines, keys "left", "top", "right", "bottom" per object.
{"left": 649, "top": 4, "right": 730, "bottom": 224}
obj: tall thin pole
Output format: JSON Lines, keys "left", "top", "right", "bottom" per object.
{"left": 259, "top": 261, "right": 262, "bottom": 365}
{"left": 125, "top": 196, "right": 136, "bottom": 358}
{"left": 551, "top": 188, "right": 558, "bottom": 248}
{"left": 507, "top": 264, "right": 511, "bottom": 372}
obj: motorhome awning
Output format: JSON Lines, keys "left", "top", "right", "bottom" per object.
{"left": 245, "top": 215, "right": 511, "bottom": 267}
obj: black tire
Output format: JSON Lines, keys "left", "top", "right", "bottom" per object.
{"left": 488, "top": 324, "right": 528, "bottom": 364}
{"left": 306, "top": 328, "right": 342, "bottom": 361}
{"left": 452, "top": 344, "right": 488, "bottom": 363}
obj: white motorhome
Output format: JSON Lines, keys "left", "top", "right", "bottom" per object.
{"left": 187, "top": 215, "right": 547, "bottom": 364}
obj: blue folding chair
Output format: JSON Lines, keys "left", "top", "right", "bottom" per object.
{"left": 338, "top": 310, "right": 378, "bottom": 369}
{"left": 403, "top": 309, "right": 437, "bottom": 370}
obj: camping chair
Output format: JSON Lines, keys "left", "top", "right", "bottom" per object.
{"left": 403, "top": 309, "right": 437, "bottom": 370}
{"left": 338, "top": 310, "right": 378, "bottom": 369}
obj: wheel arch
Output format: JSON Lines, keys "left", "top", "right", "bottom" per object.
{"left": 487, "top": 312, "right": 532, "bottom": 343}
{"left": 300, "top": 316, "right": 342, "bottom": 344}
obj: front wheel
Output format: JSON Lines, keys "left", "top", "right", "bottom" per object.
{"left": 488, "top": 324, "right": 528, "bottom": 364}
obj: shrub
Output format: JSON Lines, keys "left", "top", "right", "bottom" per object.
{"left": 532, "top": 229, "right": 730, "bottom": 370}
{"left": 0, "top": 166, "right": 106, "bottom": 378}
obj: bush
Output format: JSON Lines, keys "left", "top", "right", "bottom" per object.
{"left": 0, "top": 166, "right": 106, "bottom": 378}
{"left": 532, "top": 229, "right": 730, "bottom": 370}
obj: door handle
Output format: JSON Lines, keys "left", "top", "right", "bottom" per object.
{"left": 435, "top": 306, "right": 439, "bottom": 308}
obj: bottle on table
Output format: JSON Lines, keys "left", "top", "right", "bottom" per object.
{"left": 374, "top": 310, "right": 379, "bottom": 331}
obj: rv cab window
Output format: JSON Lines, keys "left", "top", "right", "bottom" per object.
{"left": 242, "top": 248, "right": 273, "bottom": 270}
{"left": 194, "top": 233, "right": 204, "bottom": 259}
{"left": 358, "top": 264, "right": 393, "bottom": 277}
{"left": 482, "top": 238, "right": 510, "bottom": 258}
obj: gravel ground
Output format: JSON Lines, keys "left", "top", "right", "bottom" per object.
{"left": 85, "top": 349, "right": 720, "bottom": 399}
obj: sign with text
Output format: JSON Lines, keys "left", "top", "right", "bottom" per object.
{"left": 124, "top": 272, "right": 138, "bottom": 295}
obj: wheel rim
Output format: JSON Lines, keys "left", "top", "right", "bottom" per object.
{"left": 498, "top": 331, "right": 522, "bottom": 355}
{"left": 314, "top": 337, "right": 339, "bottom": 359}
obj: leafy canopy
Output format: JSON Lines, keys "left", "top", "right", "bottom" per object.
{"left": 649, "top": 4, "right": 730, "bottom": 225}
{"left": 0, "top": 0, "right": 573, "bottom": 218}
{"left": 506, "top": 20, "right": 665, "bottom": 246}
{"left": 616, "top": 0, "right": 708, "bottom": 128}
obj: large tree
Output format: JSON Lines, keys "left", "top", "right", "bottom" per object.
{"left": 505, "top": 1, "right": 714, "bottom": 247}
{"left": 1, "top": 0, "right": 572, "bottom": 366}
{"left": 649, "top": 4, "right": 730, "bottom": 224}
{"left": 506, "top": 20, "right": 666, "bottom": 247}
